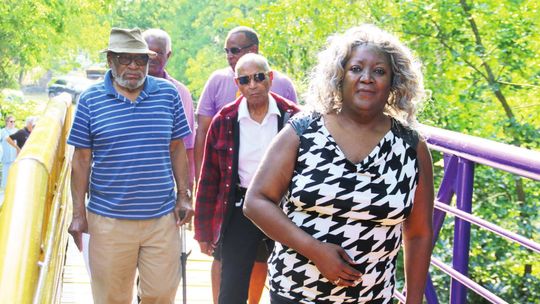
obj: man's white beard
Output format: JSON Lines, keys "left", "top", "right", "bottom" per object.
{"left": 111, "top": 65, "right": 147, "bottom": 90}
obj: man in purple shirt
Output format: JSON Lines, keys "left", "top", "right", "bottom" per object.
{"left": 194, "top": 26, "right": 297, "bottom": 304}
{"left": 143, "top": 29, "right": 196, "bottom": 189}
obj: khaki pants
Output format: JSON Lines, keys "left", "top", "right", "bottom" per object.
{"left": 88, "top": 212, "right": 181, "bottom": 304}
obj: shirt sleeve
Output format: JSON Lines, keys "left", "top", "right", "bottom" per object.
{"left": 289, "top": 111, "right": 318, "bottom": 136}
{"left": 196, "top": 73, "right": 218, "bottom": 117}
{"left": 272, "top": 72, "right": 298, "bottom": 103}
{"left": 177, "top": 85, "right": 196, "bottom": 149}
{"left": 8, "top": 130, "right": 19, "bottom": 141}
{"left": 67, "top": 96, "right": 92, "bottom": 148}
{"left": 171, "top": 90, "right": 191, "bottom": 140}
{"left": 194, "top": 117, "right": 221, "bottom": 242}
{"left": 284, "top": 79, "right": 298, "bottom": 103}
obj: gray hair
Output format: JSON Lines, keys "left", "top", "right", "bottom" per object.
{"left": 235, "top": 53, "right": 270, "bottom": 75}
{"left": 25, "top": 116, "right": 37, "bottom": 127}
{"left": 142, "top": 28, "right": 172, "bottom": 53}
{"left": 305, "top": 24, "right": 425, "bottom": 127}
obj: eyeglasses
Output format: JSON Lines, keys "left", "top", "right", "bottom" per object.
{"left": 224, "top": 44, "right": 254, "bottom": 55}
{"left": 112, "top": 54, "right": 149, "bottom": 66}
{"left": 236, "top": 72, "right": 269, "bottom": 85}
{"left": 8, "top": 120, "right": 15, "bottom": 123}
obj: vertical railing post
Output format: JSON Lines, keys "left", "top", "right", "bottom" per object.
{"left": 450, "top": 158, "right": 475, "bottom": 304}
{"left": 433, "top": 155, "right": 458, "bottom": 244}
{"left": 425, "top": 276, "right": 439, "bottom": 304}
{"left": 426, "top": 154, "right": 458, "bottom": 304}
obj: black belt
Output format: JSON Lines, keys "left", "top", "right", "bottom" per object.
{"left": 236, "top": 185, "right": 247, "bottom": 196}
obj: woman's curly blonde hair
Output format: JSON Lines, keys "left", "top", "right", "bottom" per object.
{"left": 305, "top": 24, "right": 426, "bottom": 127}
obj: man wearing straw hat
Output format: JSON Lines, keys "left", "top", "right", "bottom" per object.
{"left": 67, "top": 27, "right": 193, "bottom": 304}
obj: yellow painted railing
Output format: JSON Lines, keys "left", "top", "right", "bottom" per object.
{"left": 0, "top": 93, "right": 73, "bottom": 303}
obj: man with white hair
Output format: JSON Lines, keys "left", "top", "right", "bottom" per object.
{"left": 6, "top": 116, "right": 36, "bottom": 153}
{"left": 67, "top": 27, "right": 193, "bottom": 304}
{"left": 143, "top": 28, "right": 196, "bottom": 190}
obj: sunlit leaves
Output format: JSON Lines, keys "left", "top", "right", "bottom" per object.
{"left": 0, "top": 0, "right": 112, "bottom": 87}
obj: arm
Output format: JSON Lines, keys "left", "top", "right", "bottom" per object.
{"left": 244, "top": 126, "right": 361, "bottom": 286}
{"left": 177, "top": 84, "right": 196, "bottom": 190}
{"left": 185, "top": 148, "right": 195, "bottom": 191}
{"left": 403, "top": 139, "right": 435, "bottom": 303}
{"left": 6, "top": 136, "right": 20, "bottom": 154}
{"left": 194, "top": 114, "right": 212, "bottom": 183}
{"left": 193, "top": 118, "right": 222, "bottom": 256}
{"left": 170, "top": 139, "right": 194, "bottom": 226}
{"left": 68, "top": 147, "right": 92, "bottom": 251}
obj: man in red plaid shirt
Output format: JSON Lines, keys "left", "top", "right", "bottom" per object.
{"left": 194, "top": 54, "right": 300, "bottom": 303}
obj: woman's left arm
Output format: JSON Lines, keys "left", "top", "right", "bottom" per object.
{"left": 403, "top": 139, "right": 434, "bottom": 303}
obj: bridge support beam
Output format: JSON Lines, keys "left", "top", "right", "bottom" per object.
{"left": 426, "top": 154, "right": 458, "bottom": 304}
{"left": 450, "top": 158, "right": 475, "bottom": 304}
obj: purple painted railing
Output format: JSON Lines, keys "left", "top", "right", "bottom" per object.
{"left": 394, "top": 125, "right": 540, "bottom": 304}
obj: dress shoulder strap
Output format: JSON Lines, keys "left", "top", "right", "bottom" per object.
{"left": 391, "top": 118, "right": 420, "bottom": 149}
{"left": 288, "top": 112, "right": 321, "bottom": 137}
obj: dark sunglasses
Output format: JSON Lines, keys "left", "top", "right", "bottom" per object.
{"left": 224, "top": 44, "right": 254, "bottom": 55}
{"left": 113, "top": 54, "right": 149, "bottom": 66}
{"left": 236, "top": 72, "right": 269, "bottom": 85}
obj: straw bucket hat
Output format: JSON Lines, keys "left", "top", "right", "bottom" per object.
{"left": 101, "top": 27, "right": 156, "bottom": 56}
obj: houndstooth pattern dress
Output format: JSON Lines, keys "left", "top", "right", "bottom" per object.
{"left": 269, "top": 113, "right": 420, "bottom": 304}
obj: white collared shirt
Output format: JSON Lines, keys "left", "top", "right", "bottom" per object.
{"left": 238, "top": 95, "right": 281, "bottom": 188}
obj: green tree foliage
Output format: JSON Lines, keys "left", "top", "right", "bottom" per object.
{"left": 0, "top": 96, "right": 47, "bottom": 130}
{"left": 107, "top": 0, "right": 173, "bottom": 29}
{"left": 381, "top": 1, "right": 539, "bottom": 144}
{"left": 0, "top": 0, "right": 112, "bottom": 87}
{"left": 246, "top": 0, "right": 374, "bottom": 94}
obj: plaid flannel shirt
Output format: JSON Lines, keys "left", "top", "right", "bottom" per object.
{"left": 194, "top": 93, "right": 300, "bottom": 244}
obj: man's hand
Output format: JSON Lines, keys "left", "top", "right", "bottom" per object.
{"left": 68, "top": 214, "right": 88, "bottom": 252}
{"left": 198, "top": 241, "right": 215, "bottom": 256}
{"left": 70, "top": 147, "right": 91, "bottom": 251}
{"left": 174, "top": 194, "right": 194, "bottom": 227}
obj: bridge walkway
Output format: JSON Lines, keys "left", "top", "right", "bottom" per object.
{"left": 60, "top": 228, "right": 271, "bottom": 303}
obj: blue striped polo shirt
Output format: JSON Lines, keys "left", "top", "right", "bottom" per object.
{"left": 67, "top": 70, "right": 191, "bottom": 219}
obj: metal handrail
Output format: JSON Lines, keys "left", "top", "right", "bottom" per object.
{"left": 430, "top": 257, "right": 508, "bottom": 304}
{"left": 434, "top": 201, "right": 540, "bottom": 253}
{"left": 420, "top": 124, "right": 540, "bottom": 180}
{"left": 0, "top": 93, "right": 73, "bottom": 303}
{"left": 418, "top": 124, "right": 540, "bottom": 304}
{"left": 33, "top": 145, "right": 73, "bottom": 303}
